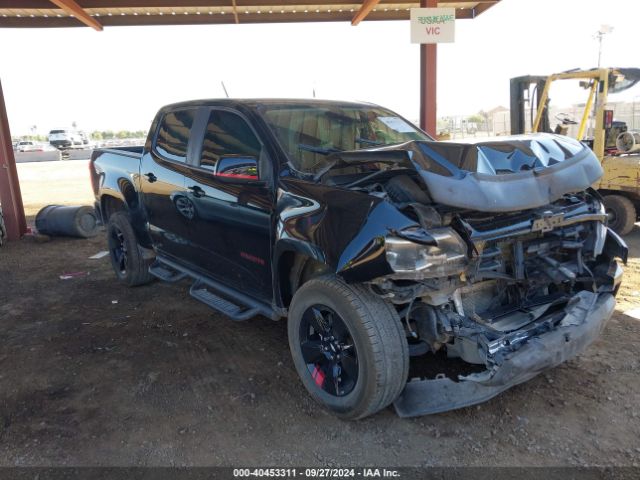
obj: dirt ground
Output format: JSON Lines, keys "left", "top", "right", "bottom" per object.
{"left": 16, "top": 159, "right": 95, "bottom": 216}
{"left": 0, "top": 160, "right": 639, "bottom": 467}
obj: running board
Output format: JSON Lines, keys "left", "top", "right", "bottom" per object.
{"left": 152, "top": 256, "right": 276, "bottom": 321}
{"left": 149, "top": 261, "right": 187, "bottom": 283}
{"left": 190, "top": 280, "right": 259, "bottom": 321}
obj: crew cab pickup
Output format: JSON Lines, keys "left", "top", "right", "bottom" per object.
{"left": 90, "top": 99, "right": 628, "bottom": 419}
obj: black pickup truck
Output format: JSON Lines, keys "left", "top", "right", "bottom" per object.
{"left": 90, "top": 99, "right": 628, "bottom": 419}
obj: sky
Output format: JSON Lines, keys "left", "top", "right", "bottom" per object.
{"left": 0, "top": 0, "right": 638, "bottom": 136}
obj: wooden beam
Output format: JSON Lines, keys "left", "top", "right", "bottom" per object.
{"left": 0, "top": 10, "right": 410, "bottom": 27}
{"left": 2, "top": 0, "right": 498, "bottom": 6}
{"left": 0, "top": 79, "right": 27, "bottom": 241}
{"left": 48, "top": 0, "right": 103, "bottom": 30}
{"left": 472, "top": 2, "right": 496, "bottom": 17}
{"left": 420, "top": 0, "right": 437, "bottom": 136}
{"left": 351, "top": 0, "right": 381, "bottom": 26}
{"left": 231, "top": 0, "right": 239, "bottom": 24}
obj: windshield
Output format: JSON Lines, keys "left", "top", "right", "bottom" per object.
{"left": 259, "top": 103, "right": 431, "bottom": 173}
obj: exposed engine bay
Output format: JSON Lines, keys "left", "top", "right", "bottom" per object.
{"left": 322, "top": 135, "right": 628, "bottom": 416}
{"left": 354, "top": 171, "right": 621, "bottom": 357}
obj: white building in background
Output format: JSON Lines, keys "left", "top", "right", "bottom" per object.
{"left": 446, "top": 101, "right": 640, "bottom": 139}
{"left": 487, "top": 106, "right": 510, "bottom": 136}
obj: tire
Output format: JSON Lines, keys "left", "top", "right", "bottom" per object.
{"left": 604, "top": 194, "right": 636, "bottom": 235}
{"left": 106, "top": 211, "right": 154, "bottom": 287}
{"left": 288, "top": 275, "right": 409, "bottom": 420}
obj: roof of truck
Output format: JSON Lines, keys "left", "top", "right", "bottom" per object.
{"left": 162, "top": 98, "right": 381, "bottom": 109}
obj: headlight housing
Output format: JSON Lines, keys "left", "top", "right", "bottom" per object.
{"left": 385, "top": 227, "right": 468, "bottom": 279}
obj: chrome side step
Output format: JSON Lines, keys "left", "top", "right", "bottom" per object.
{"left": 151, "top": 256, "right": 277, "bottom": 321}
{"left": 189, "top": 280, "right": 260, "bottom": 321}
{"left": 149, "top": 260, "right": 187, "bottom": 283}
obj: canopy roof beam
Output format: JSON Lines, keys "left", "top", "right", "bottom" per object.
{"left": 48, "top": 0, "right": 103, "bottom": 30}
{"left": 351, "top": 0, "right": 381, "bottom": 25}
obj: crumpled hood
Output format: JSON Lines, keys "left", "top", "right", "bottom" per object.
{"left": 413, "top": 134, "right": 603, "bottom": 212}
{"left": 332, "top": 133, "right": 603, "bottom": 213}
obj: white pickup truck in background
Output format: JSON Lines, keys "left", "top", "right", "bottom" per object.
{"left": 48, "top": 128, "right": 88, "bottom": 149}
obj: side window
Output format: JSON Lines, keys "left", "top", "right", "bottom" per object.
{"left": 199, "top": 110, "right": 261, "bottom": 172}
{"left": 155, "top": 108, "right": 197, "bottom": 163}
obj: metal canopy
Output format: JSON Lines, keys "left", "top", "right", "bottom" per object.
{"left": 0, "top": 1, "right": 497, "bottom": 29}
{"left": 0, "top": 0, "right": 500, "bottom": 241}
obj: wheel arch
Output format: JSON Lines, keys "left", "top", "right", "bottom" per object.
{"left": 100, "top": 194, "right": 127, "bottom": 222}
{"left": 274, "top": 240, "right": 331, "bottom": 309}
{"left": 100, "top": 184, "right": 152, "bottom": 249}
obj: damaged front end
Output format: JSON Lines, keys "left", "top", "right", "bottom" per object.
{"left": 376, "top": 195, "right": 626, "bottom": 417}
{"left": 328, "top": 134, "right": 628, "bottom": 416}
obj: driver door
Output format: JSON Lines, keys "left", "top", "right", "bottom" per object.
{"left": 181, "top": 108, "right": 274, "bottom": 301}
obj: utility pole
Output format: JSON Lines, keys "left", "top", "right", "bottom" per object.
{"left": 591, "top": 24, "right": 613, "bottom": 139}
{"left": 595, "top": 24, "right": 613, "bottom": 68}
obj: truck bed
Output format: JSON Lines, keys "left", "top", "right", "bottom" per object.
{"left": 97, "top": 145, "right": 144, "bottom": 158}
{"left": 90, "top": 146, "right": 145, "bottom": 221}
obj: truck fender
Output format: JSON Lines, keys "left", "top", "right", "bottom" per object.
{"left": 100, "top": 186, "right": 152, "bottom": 249}
{"left": 273, "top": 185, "right": 419, "bottom": 305}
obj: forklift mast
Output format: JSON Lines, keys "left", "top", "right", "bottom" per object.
{"left": 509, "top": 68, "right": 640, "bottom": 236}
{"left": 509, "top": 75, "right": 550, "bottom": 135}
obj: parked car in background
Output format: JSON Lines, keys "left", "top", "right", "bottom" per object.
{"left": 14, "top": 140, "right": 45, "bottom": 152}
{"left": 48, "top": 128, "right": 84, "bottom": 149}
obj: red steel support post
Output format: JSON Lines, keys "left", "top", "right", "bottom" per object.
{"left": 0, "top": 79, "right": 27, "bottom": 241}
{"left": 419, "top": 0, "right": 438, "bottom": 137}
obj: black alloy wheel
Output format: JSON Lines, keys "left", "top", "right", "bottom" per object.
{"left": 106, "top": 211, "right": 154, "bottom": 287}
{"left": 109, "top": 224, "right": 128, "bottom": 276}
{"left": 299, "top": 305, "right": 358, "bottom": 397}
{"left": 288, "top": 275, "right": 409, "bottom": 419}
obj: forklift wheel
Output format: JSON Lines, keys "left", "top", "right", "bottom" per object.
{"left": 603, "top": 195, "right": 636, "bottom": 236}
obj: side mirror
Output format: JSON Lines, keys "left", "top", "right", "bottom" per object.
{"left": 215, "top": 156, "right": 260, "bottom": 182}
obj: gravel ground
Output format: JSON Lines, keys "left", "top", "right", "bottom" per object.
{"left": 0, "top": 160, "right": 638, "bottom": 467}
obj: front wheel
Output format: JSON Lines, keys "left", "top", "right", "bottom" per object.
{"left": 106, "top": 211, "right": 154, "bottom": 287}
{"left": 288, "top": 276, "right": 409, "bottom": 420}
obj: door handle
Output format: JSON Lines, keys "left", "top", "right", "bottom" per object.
{"left": 188, "top": 185, "right": 205, "bottom": 198}
{"left": 144, "top": 172, "right": 157, "bottom": 183}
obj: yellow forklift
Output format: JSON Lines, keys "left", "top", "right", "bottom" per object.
{"left": 511, "top": 67, "right": 640, "bottom": 234}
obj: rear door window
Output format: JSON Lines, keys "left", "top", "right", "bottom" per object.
{"left": 155, "top": 108, "right": 197, "bottom": 163}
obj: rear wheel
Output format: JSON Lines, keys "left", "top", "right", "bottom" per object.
{"left": 288, "top": 276, "right": 409, "bottom": 420}
{"left": 604, "top": 194, "right": 636, "bottom": 235}
{"left": 106, "top": 211, "right": 154, "bottom": 287}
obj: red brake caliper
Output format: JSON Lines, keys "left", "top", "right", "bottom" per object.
{"left": 312, "top": 364, "right": 326, "bottom": 387}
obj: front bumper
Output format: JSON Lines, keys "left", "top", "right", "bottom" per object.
{"left": 394, "top": 291, "right": 615, "bottom": 417}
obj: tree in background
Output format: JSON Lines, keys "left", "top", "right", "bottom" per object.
{"left": 467, "top": 114, "right": 484, "bottom": 125}
{"left": 479, "top": 110, "right": 490, "bottom": 133}
{"left": 23, "top": 134, "right": 47, "bottom": 141}
{"left": 89, "top": 130, "right": 147, "bottom": 141}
